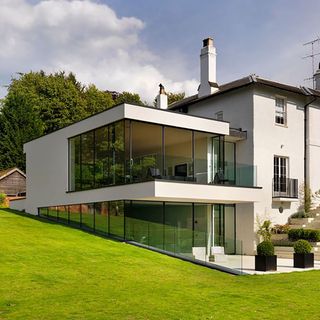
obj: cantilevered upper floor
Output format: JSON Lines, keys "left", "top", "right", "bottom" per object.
{"left": 23, "top": 103, "right": 261, "bottom": 214}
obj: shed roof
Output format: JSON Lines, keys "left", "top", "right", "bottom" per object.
{"left": 0, "top": 167, "right": 26, "bottom": 181}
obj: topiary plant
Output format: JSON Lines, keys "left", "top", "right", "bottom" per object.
{"left": 294, "top": 239, "right": 312, "bottom": 254}
{"left": 257, "top": 241, "right": 274, "bottom": 256}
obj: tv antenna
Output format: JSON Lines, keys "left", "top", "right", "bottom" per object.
{"left": 303, "top": 37, "right": 320, "bottom": 89}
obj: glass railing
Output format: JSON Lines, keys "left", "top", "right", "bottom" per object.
{"left": 125, "top": 157, "right": 257, "bottom": 188}
{"left": 215, "top": 163, "right": 257, "bottom": 187}
{"left": 125, "top": 217, "right": 244, "bottom": 275}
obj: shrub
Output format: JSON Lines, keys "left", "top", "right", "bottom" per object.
{"left": 290, "top": 211, "right": 309, "bottom": 219}
{"left": 257, "top": 241, "right": 274, "bottom": 256}
{"left": 288, "top": 228, "right": 320, "bottom": 242}
{"left": 294, "top": 239, "right": 312, "bottom": 254}
{"left": 272, "top": 224, "right": 290, "bottom": 234}
{"left": 257, "top": 220, "right": 272, "bottom": 241}
{"left": 0, "top": 193, "right": 6, "bottom": 206}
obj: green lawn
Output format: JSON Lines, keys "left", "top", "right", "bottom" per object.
{"left": 1, "top": 209, "right": 320, "bottom": 320}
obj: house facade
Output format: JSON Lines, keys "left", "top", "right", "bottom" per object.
{"left": 10, "top": 37, "right": 320, "bottom": 268}
{"left": 171, "top": 39, "right": 320, "bottom": 235}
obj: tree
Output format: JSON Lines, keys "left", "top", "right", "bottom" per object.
{"left": 298, "top": 183, "right": 313, "bottom": 214}
{"left": 84, "top": 85, "right": 114, "bottom": 115}
{"left": 114, "top": 91, "right": 143, "bottom": 105}
{"left": 0, "top": 71, "right": 116, "bottom": 171}
{"left": 167, "top": 92, "right": 185, "bottom": 105}
{"left": 0, "top": 93, "right": 43, "bottom": 170}
{"left": 153, "top": 92, "right": 185, "bottom": 107}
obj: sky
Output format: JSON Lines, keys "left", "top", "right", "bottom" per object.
{"left": 0, "top": 0, "right": 320, "bottom": 103}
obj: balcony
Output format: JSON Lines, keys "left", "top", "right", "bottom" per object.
{"left": 272, "top": 178, "right": 298, "bottom": 201}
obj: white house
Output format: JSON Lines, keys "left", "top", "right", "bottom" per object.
{"left": 170, "top": 38, "right": 320, "bottom": 240}
{"left": 11, "top": 37, "right": 320, "bottom": 271}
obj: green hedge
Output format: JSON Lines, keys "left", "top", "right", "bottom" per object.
{"left": 288, "top": 228, "right": 320, "bottom": 242}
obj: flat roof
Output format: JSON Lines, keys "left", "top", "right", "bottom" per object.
{"left": 25, "top": 103, "right": 229, "bottom": 147}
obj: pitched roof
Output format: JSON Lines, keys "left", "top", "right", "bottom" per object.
{"left": 0, "top": 167, "right": 26, "bottom": 181}
{"left": 169, "top": 75, "right": 320, "bottom": 110}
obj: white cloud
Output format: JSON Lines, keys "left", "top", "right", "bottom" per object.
{"left": 0, "top": 0, "right": 198, "bottom": 103}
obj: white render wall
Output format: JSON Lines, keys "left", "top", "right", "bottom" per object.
{"left": 307, "top": 104, "right": 320, "bottom": 196}
{"left": 253, "top": 87, "right": 305, "bottom": 225}
{"left": 185, "top": 85, "right": 320, "bottom": 254}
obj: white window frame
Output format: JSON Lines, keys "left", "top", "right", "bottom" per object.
{"left": 273, "top": 155, "right": 289, "bottom": 193}
{"left": 275, "top": 96, "right": 287, "bottom": 126}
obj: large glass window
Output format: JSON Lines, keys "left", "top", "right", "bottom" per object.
{"left": 95, "top": 126, "right": 109, "bottom": 188}
{"left": 95, "top": 202, "right": 109, "bottom": 234}
{"left": 164, "top": 127, "right": 193, "bottom": 181}
{"left": 224, "top": 205, "right": 235, "bottom": 254}
{"left": 69, "top": 204, "right": 81, "bottom": 227}
{"left": 69, "top": 119, "right": 240, "bottom": 190}
{"left": 109, "top": 122, "right": 125, "bottom": 185}
{"left": 81, "top": 131, "right": 95, "bottom": 190}
{"left": 193, "top": 204, "right": 210, "bottom": 248}
{"left": 164, "top": 202, "right": 193, "bottom": 255}
{"left": 129, "top": 121, "right": 163, "bottom": 182}
{"left": 194, "top": 132, "right": 216, "bottom": 184}
{"left": 224, "top": 142, "right": 235, "bottom": 184}
{"left": 109, "top": 201, "right": 124, "bottom": 238}
{"left": 81, "top": 203, "right": 95, "bottom": 230}
{"left": 39, "top": 207, "right": 48, "bottom": 217}
{"left": 48, "top": 206, "right": 57, "bottom": 220}
{"left": 126, "top": 201, "right": 164, "bottom": 249}
{"left": 57, "top": 205, "right": 69, "bottom": 224}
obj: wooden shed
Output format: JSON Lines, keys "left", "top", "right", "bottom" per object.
{"left": 0, "top": 168, "right": 26, "bottom": 196}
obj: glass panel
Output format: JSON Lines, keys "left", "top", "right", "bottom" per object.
{"left": 193, "top": 204, "right": 209, "bottom": 247}
{"left": 130, "top": 121, "right": 163, "bottom": 182}
{"left": 81, "top": 203, "right": 95, "bottom": 230}
{"left": 47, "top": 206, "right": 57, "bottom": 220}
{"left": 39, "top": 207, "right": 48, "bottom": 217}
{"left": 193, "top": 204, "right": 210, "bottom": 262}
{"left": 224, "top": 205, "right": 235, "bottom": 254}
{"left": 109, "top": 121, "right": 125, "bottom": 185}
{"left": 224, "top": 142, "right": 235, "bottom": 183}
{"left": 212, "top": 136, "right": 222, "bottom": 183}
{"left": 194, "top": 132, "right": 215, "bottom": 184}
{"left": 164, "top": 127, "right": 193, "bottom": 181}
{"left": 69, "top": 204, "right": 81, "bottom": 227}
{"left": 213, "top": 204, "right": 224, "bottom": 247}
{"left": 81, "top": 131, "right": 95, "bottom": 190}
{"left": 164, "top": 202, "right": 193, "bottom": 256}
{"left": 94, "top": 202, "right": 109, "bottom": 234}
{"left": 109, "top": 200, "right": 124, "bottom": 238}
{"left": 95, "top": 126, "right": 110, "bottom": 188}
{"left": 69, "top": 135, "right": 81, "bottom": 191}
{"left": 126, "top": 201, "right": 164, "bottom": 249}
{"left": 57, "top": 205, "right": 69, "bottom": 224}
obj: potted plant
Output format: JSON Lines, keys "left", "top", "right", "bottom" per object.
{"left": 255, "top": 241, "right": 277, "bottom": 271}
{"left": 293, "top": 239, "right": 314, "bottom": 268}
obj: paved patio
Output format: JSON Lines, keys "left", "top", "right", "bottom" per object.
{"left": 239, "top": 256, "right": 320, "bottom": 275}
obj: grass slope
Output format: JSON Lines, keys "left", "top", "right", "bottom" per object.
{"left": 1, "top": 209, "right": 320, "bottom": 320}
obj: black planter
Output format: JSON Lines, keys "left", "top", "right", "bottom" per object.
{"left": 255, "top": 255, "right": 277, "bottom": 271}
{"left": 294, "top": 253, "right": 314, "bottom": 268}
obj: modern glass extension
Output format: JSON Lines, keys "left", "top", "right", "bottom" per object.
{"left": 69, "top": 120, "right": 256, "bottom": 191}
{"left": 39, "top": 200, "right": 238, "bottom": 269}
